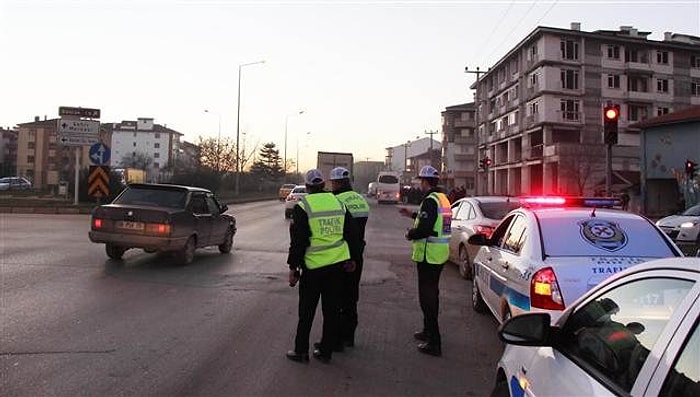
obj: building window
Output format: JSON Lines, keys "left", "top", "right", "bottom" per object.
{"left": 657, "top": 79, "right": 669, "bottom": 93}
{"left": 529, "top": 72, "right": 539, "bottom": 87}
{"left": 692, "top": 81, "right": 700, "bottom": 96}
{"left": 27, "top": 142, "right": 35, "bottom": 149}
{"left": 528, "top": 101, "right": 540, "bottom": 115}
{"left": 154, "top": 142, "right": 160, "bottom": 149}
{"left": 153, "top": 162, "right": 160, "bottom": 168}
{"left": 529, "top": 44, "right": 538, "bottom": 60}
{"left": 154, "top": 133, "right": 161, "bottom": 139}
{"left": 628, "top": 104, "right": 649, "bottom": 122}
{"left": 133, "top": 142, "right": 137, "bottom": 147}
{"left": 625, "top": 48, "right": 648, "bottom": 63}
{"left": 657, "top": 107, "right": 670, "bottom": 116}
{"left": 692, "top": 55, "right": 700, "bottom": 68}
{"left": 560, "top": 99, "right": 580, "bottom": 121}
{"left": 560, "top": 39, "right": 579, "bottom": 60}
{"left": 561, "top": 69, "right": 579, "bottom": 89}
{"left": 656, "top": 51, "right": 669, "bottom": 64}
{"left": 607, "top": 74, "right": 621, "bottom": 88}
{"left": 154, "top": 152, "right": 160, "bottom": 158}
{"left": 27, "top": 155, "right": 35, "bottom": 163}
{"left": 607, "top": 45, "right": 620, "bottom": 59}
{"left": 133, "top": 132, "right": 137, "bottom": 137}
{"left": 628, "top": 76, "right": 649, "bottom": 92}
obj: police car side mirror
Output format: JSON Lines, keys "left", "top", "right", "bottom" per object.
{"left": 498, "top": 312, "right": 552, "bottom": 346}
{"left": 220, "top": 204, "right": 228, "bottom": 213}
{"left": 468, "top": 234, "right": 489, "bottom": 246}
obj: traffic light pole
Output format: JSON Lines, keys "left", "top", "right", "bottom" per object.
{"left": 606, "top": 143, "right": 612, "bottom": 196}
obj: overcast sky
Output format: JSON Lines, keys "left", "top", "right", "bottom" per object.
{"left": 1, "top": 0, "right": 698, "bottom": 170}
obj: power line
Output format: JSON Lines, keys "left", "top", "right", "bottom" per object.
{"left": 482, "top": 0, "right": 540, "bottom": 65}
{"left": 472, "top": 0, "right": 516, "bottom": 63}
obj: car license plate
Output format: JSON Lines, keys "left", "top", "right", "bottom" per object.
{"left": 116, "top": 221, "right": 145, "bottom": 230}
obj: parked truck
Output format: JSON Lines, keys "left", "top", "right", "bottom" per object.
{"left": 317, "top": 151, "right": 354, "bottom": 185}
{"left": 114, "top": 168, "right": 146, "bottom": 185}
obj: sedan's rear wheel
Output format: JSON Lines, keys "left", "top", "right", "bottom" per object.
{"left": 458, "top": 245, "right": 472, "bottom": 280}
{"left": 105, "top": 244, "right": 126, "bottom": 260}
{"left": 219, "top": 229, "right": 234, "bottom": 254}
{"left": 472, "top": 271, "right": 487, "bottom": 313}
{"left": 179, "top": 236, "right": 196, "bottom": 265}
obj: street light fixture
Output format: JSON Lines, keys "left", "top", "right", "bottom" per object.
{"left": 204, "top": 109, "right": 221, "bottom": 171}
{"left": 235, "top": 60, "right": 265, "bottom": 195}
{"left": 284, "top": 110, "right": 304, "bottom": 182}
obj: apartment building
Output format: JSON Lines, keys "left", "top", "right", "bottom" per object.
{"left": 471, "top": 23, "right": 700, "bottom": 196}
{"left": 441, "top": 102, "right": 476, "bottom": 195}
{"left": 1, "top": 126, "right": 18, "bottom": 176}
{"left": 106, "top": 118, "right": 183, "bottom": 182}
{"left": 385, "top": 137, "right": 441, "bottom": 184}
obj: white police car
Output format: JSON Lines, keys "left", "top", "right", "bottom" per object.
{"left": 468, "top": 197, "right": 682, "bottom": 324}
{"left": 492, "top": 257, "right": 700, "bottom": 397}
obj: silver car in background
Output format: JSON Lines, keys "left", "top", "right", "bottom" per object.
{"left": 448, "top": 196, "right": 520, "bottom": 279}
{"left": 656, "top": 204, "right": 700, "bottom": 254}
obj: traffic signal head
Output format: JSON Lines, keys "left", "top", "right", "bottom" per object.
{"left": 484, "top": 157, "right": 492, "bottom": 168}
{"left": 603, "top": 105, "right": 619, "bottom": 145}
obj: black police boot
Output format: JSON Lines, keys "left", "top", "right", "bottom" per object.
{"left": 314, "top": 341, "right": 344, "bottom": 352}
{"left": 417, "top": 342, "right": 441, "bottom": 357}
{"left": 285, "top": 350, "right": 309, "bottom": 363}
{"left": 312, "top": 348, "right": 331, "bottom": 364}
{"left": 413, "top": 331, "right": 429, "bottom": 342}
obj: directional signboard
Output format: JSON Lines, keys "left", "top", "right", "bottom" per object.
{"left": 58, "top": 119, "right": 100, "bottom": 146}
{"left": 89, "top": 143, "right": 111, "bottom": 165}
{"left": 88, "top": 166, "right": 110, "bottom": 199}
{"left": 59, "top": 106, "right": 101, "bottom": 119}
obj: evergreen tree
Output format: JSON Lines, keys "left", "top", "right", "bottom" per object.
{"left": 249, "top": 142, "right": 283, "bottom": 181}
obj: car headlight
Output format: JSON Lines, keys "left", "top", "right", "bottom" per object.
{"left": 680, "top": 221, "right": 698, "bottom": 228}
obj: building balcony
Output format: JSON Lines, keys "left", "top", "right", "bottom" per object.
{"left": 454, "top": 135, "right": 475, "bottom": 145}
{"left": 525, "top": 113, "right": 541, "bottom": 128}
{"left": 454, "top": 120, "right": 474, "bottom": 128}
{"left": 625, "top": 90, "right": 656, "bottom": 102}
{"left": 525, "top": 144, "right": 543, "bottom": 160}
{"left": 625, "top": 61, "right": 653, "bottom": 73}
{"left": 557, "top": 111, "right": 582, "bottom": 124}
{"left": 454, "top": 170, "right": 474, "bottom": 178}
{"left": 453, "top": 153, "right": 474, "bottom": 162}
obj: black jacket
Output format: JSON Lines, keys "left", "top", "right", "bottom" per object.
{"left": 287, "top": 191, "right": 362, "bottom": 271}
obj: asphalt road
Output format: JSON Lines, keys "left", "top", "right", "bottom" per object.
{"left": 1, "top": 199, "right": 504, "bottom": 396}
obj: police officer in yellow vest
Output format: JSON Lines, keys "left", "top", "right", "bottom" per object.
{"left": 399, "top": 165, "right": 451, "bottom": 357}
{"left": 286, "top": 169, "right": 361, "bottom": 364}
{"left": 329, "top": 166, "right": 369, "bottom": 349}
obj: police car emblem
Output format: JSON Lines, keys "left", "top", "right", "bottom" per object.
{"left": 579, "top": 219, "right": 627, "bottom": 251}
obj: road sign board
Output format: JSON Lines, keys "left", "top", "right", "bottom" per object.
{"left": 88, "top": 166, "right": 110, "bottom": 199}
{"left": 58, "top": 119, "right": 100, "bottom": 135}
{"left": 59, "top": 134, "right": 99, "bottom": 146}
{"left": 59, "top": 106, "right": 101, "bottom": 119}
{"left": 89, "top": 143, "right": 111, "bottom": 165}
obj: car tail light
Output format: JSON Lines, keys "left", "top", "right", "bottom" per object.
{"left": 530, "top": 267, "right": 565, "bottom": 310}
{"left": 93, "top": 218, "right": 103, "bottom": 229}
{"left": 474, "top": 225, "right": 495, "bottom": 238}
{"left": 146, "top": 223, "right": 171, "bottom": 235}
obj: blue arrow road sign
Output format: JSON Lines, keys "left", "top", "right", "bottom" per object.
{"left": 89, "top": 143, "right": 111, "bottom": 165}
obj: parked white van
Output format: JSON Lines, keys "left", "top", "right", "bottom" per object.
{"left": 376, "top": 171, "right": 401, "bottom": 204}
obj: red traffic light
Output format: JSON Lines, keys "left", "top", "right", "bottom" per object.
{"left": 604, "top": 106, "right": 619, "bottom": 121}
{"left": 484, "top": 157, "right": 492, "bottom": 167}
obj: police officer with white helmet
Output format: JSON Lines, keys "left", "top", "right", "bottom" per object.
{"left": 399, "top": 165, "right": 452, "bottom": 356}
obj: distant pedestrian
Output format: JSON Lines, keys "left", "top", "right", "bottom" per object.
{"left": 398, "top": 165, "right": 452, "bottom": 357}
{"left": 620, "top": 192, "right": 630, "bottom": 211}
{"left": 286, "top": 169, "right": 361, "bottom": 364}
{"left": 328, "top": 166, "right": 369, "bottom": 349}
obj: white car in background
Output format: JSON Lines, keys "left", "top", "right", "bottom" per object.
{"left": 468, "top": 196, "right": 683, "bottom": 325}
{"left": 284, "top": 185, "right": 307, "bottom": 219}
{"left": 0, "top": 176, "right": 32, "bottom": 191}
{"left": 656, "top": 204, "right": 700, "bottom": 251}
{"left": 492, "top": 257, "right": 700, "bottom": 397}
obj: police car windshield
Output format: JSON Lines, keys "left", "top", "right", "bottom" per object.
{"left": 538, "top": 212, "right": 678, "bottom": 258}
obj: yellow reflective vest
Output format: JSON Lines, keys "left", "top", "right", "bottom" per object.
{"left": 411, "top": 192, "right": 452, "bottom": 264}
{"left": 298, "top": 193, "right": 351, "bottom": 269}
{"left": 336, "top": 190, "right": 370, "bottom": 219}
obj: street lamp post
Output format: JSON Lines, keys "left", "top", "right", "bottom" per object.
{"left": 235, "top": 60, "right": 265, "bottom": 195}
{"left": 284, "top": 110, "right": 304, "bottom": 182}
{"left": 204, "top": 109, "right": 221, "bottom": 171}
{"left": 296, "top": 131, "right": 311, "bottom": 175}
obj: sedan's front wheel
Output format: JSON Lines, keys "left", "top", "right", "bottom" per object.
{"left": 219, "top": 229, "right": 234, "bottom": 254}
{"left": 458, "top": 245, "right": 472, "bottom": 280}
{"left": 472, "top": 270, "right": 488, "bottom": 314}
{"left": 105, "top": 244, "right": 126, "bottom": 260}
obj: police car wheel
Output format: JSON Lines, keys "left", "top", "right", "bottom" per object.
{"left": 490, "top": 378, "right": 509, "bottom": 397}
{"left": 471, "top": 274, "right": 487, "bottom": 313}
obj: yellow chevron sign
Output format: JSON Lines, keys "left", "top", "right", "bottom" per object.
{"left": 88, "top": 166, "right": 110, "bottom": 199}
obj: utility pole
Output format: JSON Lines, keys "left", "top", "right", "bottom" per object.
{"left": 425, "top": 129, "right": 439, "bottom": 168}
{"left": 465, "top": 66, "right": 486, "bottom": 195}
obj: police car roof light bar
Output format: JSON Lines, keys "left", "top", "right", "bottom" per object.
{"left": 520, "top": 196, "right": 620, "bottom": 209}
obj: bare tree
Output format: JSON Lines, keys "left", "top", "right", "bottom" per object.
{"left": 557, "top": 143, "right": 605, "bottom": 195}
{"left": 197, "top": 136, "right": 238, "bottom": 172}
{"left": 119, "top": 152, "right": 153, "bottom": 170}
